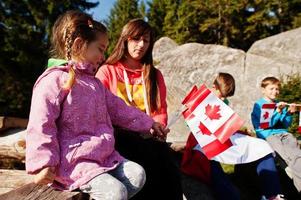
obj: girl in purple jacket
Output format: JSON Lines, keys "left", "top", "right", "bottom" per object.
{"left": 26, "top": 10, "right": 168, "bottom": 200}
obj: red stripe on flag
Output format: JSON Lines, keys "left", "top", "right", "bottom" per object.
{"left": 182, "top": 109, "right": 195, "bottom": 121}
{"left": 188, "top": 87, "right": 211, "bottom": 113}
{"left": 262, "top": 104, "right": 276, "bottom": 109}
{"left": 260, "top": 122, "right": 269, "bottom": 129}
{"left": 184, "top": 85, "right": 209, "bottom": 107}
{"left": 298, "top": 127, "right": 301, "bottom": 133}
{"left": 198, "top": 121, "right": 211, "bottom": 135}
{"left": 202, "top": 139, "right": 232, "bottom": 159}
{"left": 213, "top": 113, "right": 244, "bottom": 144}
{"left": 182, "top": 85, "right": 198, "bottom": 105}
{"left": 182, "top": 84, "right": 211, "bottom": 120}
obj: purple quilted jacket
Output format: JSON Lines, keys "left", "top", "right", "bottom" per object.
{"left": 26, "top": 62, "right": 154, "bottom": 190}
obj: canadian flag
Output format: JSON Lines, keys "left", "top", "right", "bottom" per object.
{"left": 191, "top": 130, "right": 233, "bottom": 159}
{"left": 182, "top": 84, "right": 244, "bottom": 159}
{"left": 298, "top": 109, "right": 301, "bottom": 133}
{"left": 259, "top": 103, "right": 276, "bottom": 129}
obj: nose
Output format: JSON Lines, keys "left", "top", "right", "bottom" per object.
{"left": 137, "top": 39, "right": 145, "bottom": 47}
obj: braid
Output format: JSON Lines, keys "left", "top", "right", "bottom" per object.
{"left": 65, "top": 28, "right": 73, "bottom": 61}
{"left": 62, "top": 27, "right": 76, "bottom": 90}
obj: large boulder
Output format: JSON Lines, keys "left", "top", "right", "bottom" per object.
{"left": 153, "top": 27, "right": 301, "bottom": 143}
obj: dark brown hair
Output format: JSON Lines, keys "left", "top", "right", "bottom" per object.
{"left": 213, "top": 72, "right": 235, "bottom": 98}
{"left": 261, "top": 77, "right": 281, "bottom": 88}
{"left": 106, "top": 19, "right": 160, "bottom": 112}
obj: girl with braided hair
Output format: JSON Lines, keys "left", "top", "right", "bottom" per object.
{"left": 26, "top": 10, "right": 169, "bottom": 200}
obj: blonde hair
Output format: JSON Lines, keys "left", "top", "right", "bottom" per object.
{"left": 213, "top": 72, "right": 235, "bottom": 98}
{"left": 50, "top": 10, "right": 107, "bottom": 89}
{"left": 261, "top": 77, "right": 281, "bottom": 88}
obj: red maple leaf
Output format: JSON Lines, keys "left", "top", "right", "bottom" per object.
{"left": 263, "top": 111, "right": 269, "bottom": 120}
{"left": 205, "top": 104, "right": 222, "bottom": 120}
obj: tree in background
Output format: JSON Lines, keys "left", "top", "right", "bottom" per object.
{"left": 0, "top": 0, "right": 98, "bottom": 117}
{"left": 105, "top": 0, "right": 142, "bottom": 54}
{"left": 278, "top": 74, "right": 301, "bottom": 136}
{"left": 146, "top": 0, "right": 166, "bottom": 40}
{"left": 146, "top": 0, "right": 301, "bottom": 50}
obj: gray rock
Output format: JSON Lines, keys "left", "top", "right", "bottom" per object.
{"left": 153, "top": 28, "right": 301, "bottom": 143}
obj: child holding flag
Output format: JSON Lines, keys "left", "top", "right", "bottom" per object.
{"left": 251, "top": 76, "right": 301, "bottom": 192}
{"left": 181, "top": 73, "right": 284, "bottom": 200}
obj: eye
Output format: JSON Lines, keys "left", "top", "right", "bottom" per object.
{"left": 131, "top": 36, "right": 140, "bottom": 41}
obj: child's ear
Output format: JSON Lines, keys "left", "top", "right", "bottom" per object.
{"left": 73, "top": 37, "right": 84, "bottom": 51}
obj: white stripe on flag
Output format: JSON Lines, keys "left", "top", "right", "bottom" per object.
{"left": 191, "top": 92, "right": 234, "bottom": 133}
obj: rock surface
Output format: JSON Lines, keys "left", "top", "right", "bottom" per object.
{"left": 153, "top": 27, "right": 301, "bottom": 143}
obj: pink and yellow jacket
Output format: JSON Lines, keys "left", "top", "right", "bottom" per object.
{"left": 96, "top": 61, "right": 167, "bottom": 126}
{"left": 26, "top": 62, "right": 154, "bottom": 191}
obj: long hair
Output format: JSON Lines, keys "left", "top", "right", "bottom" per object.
{"left": 50, "top": 10, "right": 107, "bottom": 89}
{"left": 106, "top": 19, "right": 160, "bottom": 112}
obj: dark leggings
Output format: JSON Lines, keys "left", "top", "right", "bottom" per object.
{"left": 256, "top": 154, "right": 281, "bottom": 198}
{"left": 114, "top": 128, "right": 183, "bottom": 200}
{"left": 211, "top": 154, "right": 281, "bottom": 200}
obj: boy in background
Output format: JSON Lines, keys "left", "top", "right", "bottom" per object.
{"left": 251, "top": 76, "right": 301, "bottom": 192}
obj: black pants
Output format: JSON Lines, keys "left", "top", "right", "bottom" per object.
{"left": 114, "top": 128, "right": 183, "bottom": 200}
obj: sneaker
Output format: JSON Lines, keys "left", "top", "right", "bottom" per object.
{"left": 269, "top": 194, "right": 286, "bottom": 200}
{"left": 261, "top": 194, "right": 286, "bottom": 200}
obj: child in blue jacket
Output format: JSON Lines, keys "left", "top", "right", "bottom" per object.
{"left": 251, "top": 76, "right": 301, "bottom": 192}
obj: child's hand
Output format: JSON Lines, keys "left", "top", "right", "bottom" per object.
{"left": 288, "top": 103, "right": 297, "bottom": 114}
{"left": 34, "top": 167, "right": 56, "bottom": 185}
{"left": 276, "top": 101, "right": 287, "bottom": 113}
{"left": 151, "top": 122, "right": 170, "bottom": 141}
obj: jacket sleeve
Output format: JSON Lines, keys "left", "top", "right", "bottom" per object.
{"left": 280, "top": 108, "right": 293, "bottom": 128}
{"left": 26, "top": 71, "right": 64, "bottom": 174}
{"left": 270, "top": 109, "right": 282, "bottom": 127}
{"left": 151, "top": 70, "right": 168, "bottom": 126}
{"left": 270, "top": 107, "right": 292, "bottom": 128}
{"left": 104, "top": 86, "right": 154, "bottom": 134}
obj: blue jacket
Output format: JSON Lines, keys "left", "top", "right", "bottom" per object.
{"left": 251, "top": 98, "right": 292, "bottom": 139}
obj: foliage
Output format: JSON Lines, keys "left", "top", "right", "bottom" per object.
{"left": 278, "top": 74, "right": 301, "bottom": 136}
{"left": 147, "top": 0, "right": 301, "bottom": 50}
{"left": 0, "top": 0, "right": 98, "bottom": 117}
{"left": 105, "top": 0, "right": 142, "bottom": 54}
{"left": 146, "top": 0, "right": 168, "bottom": 40}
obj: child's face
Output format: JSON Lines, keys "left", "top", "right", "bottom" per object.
{"left": 83, "top": 33, "right": 108, "bottom": 67}
{"left": 261, "top": 83, "right": 279, "bottom": 101}
{"left": 126, "top": 32, "right": 150, "bottom": 61}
